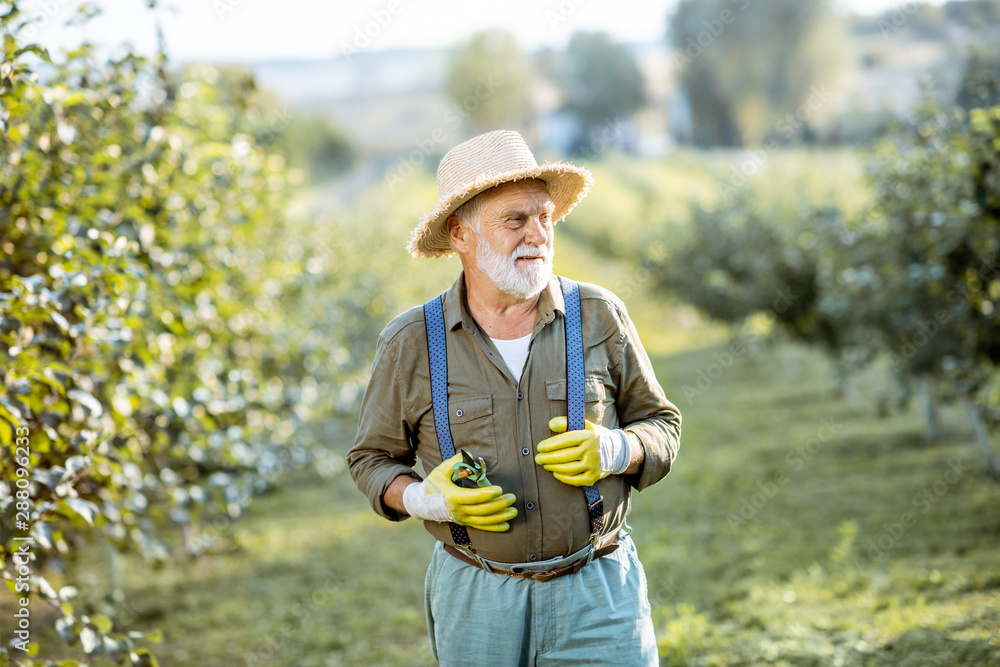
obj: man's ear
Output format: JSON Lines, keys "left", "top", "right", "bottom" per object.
{"left": 447, "top": 215, "right": 471, "bottom": 254}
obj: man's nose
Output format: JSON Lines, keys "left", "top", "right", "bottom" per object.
{"left": 523, "top": 216, "right": 549, "bottom": 247}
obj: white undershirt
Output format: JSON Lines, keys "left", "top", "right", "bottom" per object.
{"left": 489, "top": 333, "right": 532, "bottom": 382}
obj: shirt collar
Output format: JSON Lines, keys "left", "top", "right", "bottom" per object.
{"left": 442, "top": 272, "right": 565, "bottom": 333}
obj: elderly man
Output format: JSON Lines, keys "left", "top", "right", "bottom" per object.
{"left": 347, "top": 130, "right": 681, "bottom": 666}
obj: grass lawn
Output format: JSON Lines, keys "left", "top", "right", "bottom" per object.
{"left": 31, "top": 336, "right": 1000, "bottom": 666}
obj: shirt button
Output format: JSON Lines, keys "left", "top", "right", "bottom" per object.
{"left": 517, "top": 391, "right": 524, "bottom": 400}
{"left": 526, "top": 501, "right": 535, "bottom": 510}
{"left": 521, "top": 447, "right": 530, "bottom": 456}
{"left": 529, "top": 553, "right": 538, "bottom": 561}
{"left": 455, "top": 409, "right": 463, "bottom": 417}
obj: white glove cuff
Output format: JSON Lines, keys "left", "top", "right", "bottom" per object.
{"left": 401, "top": 480, "right": 451, "bottom": 523}
{"left": 598, "top": 429, "right": 635, "bottom": 475}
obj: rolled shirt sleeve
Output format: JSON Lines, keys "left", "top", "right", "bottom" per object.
{"left": 610, "top": 299, "right": 682, "bottom": 492}
{"left": 347, "top": 327, "right": 422, "bottom": 521}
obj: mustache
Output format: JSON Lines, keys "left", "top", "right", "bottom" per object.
{"left": 513, "top": 246, "right": 547, "bottom": 259}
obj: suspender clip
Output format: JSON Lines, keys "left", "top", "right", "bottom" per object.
{"left": 464, "top": 545, "right": 494, "bottom": 573}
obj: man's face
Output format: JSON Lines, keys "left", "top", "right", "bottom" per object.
{"left": 466, "top": 179, "right": 556, "bottom": 300}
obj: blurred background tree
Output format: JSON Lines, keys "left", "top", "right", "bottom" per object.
{"left": 668, "top": 0, "right": 847, "bottom": 146}
{"left": 0, "top": 4, "right": 378, "bottom": 663}
{"left": 444, "top": 30, "right": 533, "bottom": 138}
{"left": 956, "top": 45, "right": 1000, "bottom": 110}
{"left": 551, "top": 32, "right": 647, "bottom": 153}
{"left": 647, "top": 94, "right": 1000, "bottom": 470}
{"left": 196, "top": 66, "right": 356, "bottom": 181}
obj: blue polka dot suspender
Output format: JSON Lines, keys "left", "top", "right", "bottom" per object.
{"left": 421, "top": 276, "right": 605, "bottom": 554}
{"left": 559, "top": 277, "right": 607, "bottom": 551}
{"left": 422, "top": 294, "right": 473, "bottom": 548}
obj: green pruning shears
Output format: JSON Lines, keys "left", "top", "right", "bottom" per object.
{"left": 450, "top": 449, "right": 492, "bottom": 489}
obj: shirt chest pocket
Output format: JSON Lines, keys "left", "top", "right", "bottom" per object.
{"left": 545, "top": 375, "right": 615, "bottom": 427}
{"left": 445, "top": 395, "right": 498, "bottom": 470}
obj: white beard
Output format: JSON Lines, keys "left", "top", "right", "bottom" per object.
{"left": 474, "top": 233, "right": 553, "bottom": 300}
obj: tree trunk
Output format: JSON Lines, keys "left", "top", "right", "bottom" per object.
{"left": 918, "top": 375, "right": 940, "bottom": 441}
{"left": 106, "top": 539, "right": 124, "bottom": 604}
{"left": 831, "top": 357, "right": 870, "bottom": 417}
{"left": 964, "top": 395, "right": 1000, "bottom": 480}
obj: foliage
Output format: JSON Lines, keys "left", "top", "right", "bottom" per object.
{"left": 444, "top": 30, "right": 532, "bottom": 138}
{"left": 668, "top": 0, "right": 846, "bottom": 146}
{"left": 879, "top": 2, "right": 949, "bottom": 40}
{"left": 859, "top": 98, "right": 1000, "bottom": 391}
{"left": 0, "top": 4, "right": 388, "bottom": 664}
{"left": 269, "top": 114, "right": 354, "bottom": 181}
{"left": 955, "top": 45, "right": 1000, "bottom": 112}
{"left": 172, "top": 65, "right": 355, "bottom": 182}
{"left": 943, "top": 0, "right": 1000, "bottom": 27}
{"left": 642, "top": 92, "right": 1000, "bottom": 467}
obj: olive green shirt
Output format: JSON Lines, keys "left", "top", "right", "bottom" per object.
{"left": 347, "top": 273, "right": 681, "bottom": 564}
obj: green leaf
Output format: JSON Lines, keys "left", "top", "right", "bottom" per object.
{"left": 104, "top": 635, "right": 124, "bottom": 662}
{"left": 55, "top": 616, "right": 75, "bottom": 643}
{"left": 37, "top": 575, "right": 58, "bottom": 599}
{"left": 33, "top": 521, "right": 54, "bottom": 549}
{"left": 63, "top": 498, "right": 100, "bottom": 525}
{"left": 68, "top": 389, "right": 103, "bottom": 417}
{"left": 0, "top": 418, "right": 12, "bottom": 446}
{"left": 62, "top": 455, "right": 90, "bottom": 481}
{"left": 80, "top": 625, "right": 99, "bottom": 654}
{"left": 14, "top": 43, "right": 51, "bottom": 63}
{"left": 90, "top": 613, "right": 113, "bottom": 634}
{"left": 130, "top": 648, "right": 159, "bottom": 667}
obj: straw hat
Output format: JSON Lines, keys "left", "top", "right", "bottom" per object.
{"left": 406, "top": 130, "right": 594, "bottom": 258}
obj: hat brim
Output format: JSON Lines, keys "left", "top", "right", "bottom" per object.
{"left": 406, "top": 161, "right": 594, "bottom": 259}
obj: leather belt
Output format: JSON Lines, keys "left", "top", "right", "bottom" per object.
{"left": 443, "top": 532, "right": 621, "bottom": 582}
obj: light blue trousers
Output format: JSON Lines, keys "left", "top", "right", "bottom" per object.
{"left": 424, "top": 534, "right": 658, "bottom": 666}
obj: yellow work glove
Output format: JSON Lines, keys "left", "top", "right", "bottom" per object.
{"left": 534, "top": 416, "right": 614, "bottom": 487}
{"left": 403, "top": 453, "right": 518, "bottom": 532}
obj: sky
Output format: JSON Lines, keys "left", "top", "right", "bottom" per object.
{"left": 20, "top": 0, "right": 950, "bottom": 63}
